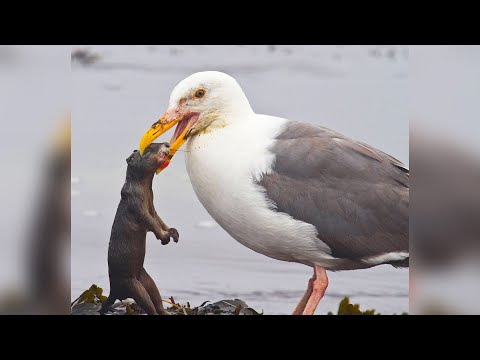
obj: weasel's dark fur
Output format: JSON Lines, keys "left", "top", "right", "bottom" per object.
{"left": 100, "top": 143, "right": 179, "bottom": 315}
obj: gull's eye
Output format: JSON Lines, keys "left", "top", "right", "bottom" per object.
{"left": 194, "top": 89, "right": 206, "bottom": 98}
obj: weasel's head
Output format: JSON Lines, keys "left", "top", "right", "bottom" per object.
{"left": 126, "top": 143, "right": 170, "bottom": 177}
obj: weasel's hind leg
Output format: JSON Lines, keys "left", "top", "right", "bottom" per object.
{"left": 99, "top": 294, "right": 116, "bottom": 314}
{"left": 124, "top": 278, "right": 158, "bottom": 315}
{"left": 139, "top": 268, "right": 168, "bottom": 315}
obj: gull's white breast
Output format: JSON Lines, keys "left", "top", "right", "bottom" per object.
{"left": 185, "top": 115, "right": 334, "bottom": 265}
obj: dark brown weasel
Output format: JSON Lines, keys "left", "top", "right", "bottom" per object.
{"left": 100, "top": 143, "right": 179, "bottom": 315}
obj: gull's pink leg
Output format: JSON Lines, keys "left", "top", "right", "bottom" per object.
{"left": 292, "top": 275, "right": 316, "bottom": 315}
{"left": 302, "top": 265, "right": 328, "bottom": 315}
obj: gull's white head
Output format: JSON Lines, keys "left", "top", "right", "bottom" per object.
{"left": 139, "top": 71, "right": 254, "bottom": 171}
{"left": 169, "top": 71, "right": 253, "bottom": 125}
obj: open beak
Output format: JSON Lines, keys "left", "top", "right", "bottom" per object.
{"left": 139, "top": 109, "right": 199, "bottom": 174}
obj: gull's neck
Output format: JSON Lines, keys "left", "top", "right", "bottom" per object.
{"left": 197, "top": 101, "right": 255, "bottom": 136}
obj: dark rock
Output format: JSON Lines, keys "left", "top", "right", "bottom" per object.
{"left": 71, "top": 48, "right": 100, "bottom": 66}
{"left": 71, "top": 293, "right": 262, "bottom": 315}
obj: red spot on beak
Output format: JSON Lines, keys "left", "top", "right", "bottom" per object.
{"left": 160, "top": 160, "right": 170, "bottom": 170}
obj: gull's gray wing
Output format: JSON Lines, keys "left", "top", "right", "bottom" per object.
{"left": 256, "top": 121, "right": 408, "bottom": 264}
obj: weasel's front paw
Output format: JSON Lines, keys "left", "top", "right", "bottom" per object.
{"left": 169, "top": 228, "right": 179, "bottom": 243}
{"left": 157, "top": 232, "right": 170, "bottom": 245}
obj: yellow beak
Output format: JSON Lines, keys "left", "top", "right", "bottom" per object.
{"left": 139, "top": 111, "right": 198, "bottom": 174}
{"left": 139, "top": 117, "right": 177, "bottom": 155}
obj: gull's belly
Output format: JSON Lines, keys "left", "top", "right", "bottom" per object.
{"left": 184, "top": 123, "right": 332, "bottom": 265}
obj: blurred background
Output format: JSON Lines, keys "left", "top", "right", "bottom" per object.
{"left": 410, "top": 45, "right": 480, "bottom": 314}
{"left": 0, "top": 45, "right": 70, "bottom": 314}
{"left": 71, "top": 45, "right": 408, "bottom": 314}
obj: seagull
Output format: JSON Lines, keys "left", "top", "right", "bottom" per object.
{"left": 139, "top": 71, "right": 409, "bottom": 315}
